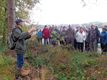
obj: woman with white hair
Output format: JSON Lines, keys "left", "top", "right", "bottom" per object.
{"left": 75, "top": 27, "right": 86, "bottom": 52}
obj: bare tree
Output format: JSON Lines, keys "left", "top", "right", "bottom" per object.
{"left": 7, "top": 0, "right": 15, "bottom": 33}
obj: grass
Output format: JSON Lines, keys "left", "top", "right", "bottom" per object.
{"left": 0, "top": 40, "right": 107, "bottom": 80}
{"left": 0, "top": 39, "right": 7, "bottom": 53}
{"left": 0, "top": 44, "right": 7, "bottom": 53}
{"left": 26, "top": 45, "right": 103, "bottom": 80}
{"left": 0, "top": 54, "right": 15, "bottom": 80}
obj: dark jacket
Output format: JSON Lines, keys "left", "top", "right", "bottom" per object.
{"left": 100, "top": 31, "right": 107, "bottom": 45}
{"left": 86, "top": 28, "right": 100, "bottom": 43}
{"left": 13, "top": 27, "right": 31, "bottom": 53}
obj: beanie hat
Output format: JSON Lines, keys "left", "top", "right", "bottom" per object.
{"left": 15, "top": 19, "right": 23, "bottom": 25}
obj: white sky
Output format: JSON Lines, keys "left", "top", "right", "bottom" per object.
{"left": 30, "top": 0, "right": 107, "bottom": 24}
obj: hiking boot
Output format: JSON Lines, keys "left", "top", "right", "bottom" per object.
{"left": 20, "top": 68, "right": 31, "bottom": 77}
{"left": 15, "top": 76, "right": 21, "bottom": 80}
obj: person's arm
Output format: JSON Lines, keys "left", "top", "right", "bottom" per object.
{"left": 14, "top": 27, "right": 36, "bottom": 40}
{"left": 42, "top": 29, "right": 45, "bottom": 37}
{"left": 13, "top": 29, "right": 30, "bottom": 40}
{"left": 24, "top": 32, "right": 31, "bottom": 40}
{"left": 75, "top": 32, "right": 78, "bottom": 38}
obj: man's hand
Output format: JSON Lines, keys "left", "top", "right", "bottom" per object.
{"left": 28, "top": 27, "right": 36, "bottom": 35}
{"left": 30, "top": 27, "right": 36, "bottom": 32}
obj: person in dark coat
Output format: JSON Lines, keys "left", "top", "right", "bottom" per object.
{"left": 13, "top": 19, "right": 36, "bottom": 79}
{"left": 65, "top": 25, "right": 75, "bottom": 48}
{"left": 100, "top": 27, "right": 107, "bottom": 53}
{"left": 87, "top": 25, "right": 100, "bottom": 52}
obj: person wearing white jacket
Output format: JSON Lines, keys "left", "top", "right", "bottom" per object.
{"left": 75, "top": 27, "right": 86, "bottom": 51}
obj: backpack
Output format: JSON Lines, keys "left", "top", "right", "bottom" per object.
{"left": 7, "top": 28, "right": 17, "bottom": 50}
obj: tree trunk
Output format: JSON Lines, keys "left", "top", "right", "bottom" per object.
{"left": 7, "top": 0, "right": 15, "bottom": 33}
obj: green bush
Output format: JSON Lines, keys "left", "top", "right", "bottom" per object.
{"left": 3, "top": 76, "right": 12, "bottom": 80}
{"left": 0, "top": 55, "right": 14, "bottom": 67}
{"left": 56, "top": 73, "right": 67, "bottom": 80}
{"left": 27, "top": 55, "right": 47, "bottom": 68}
{"left": 0, "top": 55, "right": 15, "bottom": 80}
{"left": 24, "top": 44, "right": 101, "bottom": 80}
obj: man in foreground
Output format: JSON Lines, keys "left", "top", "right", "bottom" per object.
{"left": 12, "top": 19, "right": 36, "bottom": 79}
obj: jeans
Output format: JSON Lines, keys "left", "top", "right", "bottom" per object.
{"left": 77, "top": 42, "right": 83, "bottom": 52}
{"left": 89, "top": 40, "right": 97, "bottom": 52}
{"left": 43, "top": 38, "right": 49, "bottom": 45}
{"left": 16, "top": 53, "right": 24, "bottom": 69}
{"left": 101, "top": 43, "right": 107, "bottom": 52}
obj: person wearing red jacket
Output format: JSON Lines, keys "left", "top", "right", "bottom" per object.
{"left": 42, "top": 25, "right": 50, "bottom": 45}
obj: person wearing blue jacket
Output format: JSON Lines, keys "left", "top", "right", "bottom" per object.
{"left": 100, "top": 27, "right": 107, "bottom": 52}
{"left": 36, "top": 30, "right": 43, "bottom": 44}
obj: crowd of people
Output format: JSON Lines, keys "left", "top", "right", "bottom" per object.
{"left": 36, "top": 24, "right": 107, "bottom": 53}
{"left": 10, "top": 19, "right": 107, "bottom": 79}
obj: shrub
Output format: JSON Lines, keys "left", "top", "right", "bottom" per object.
{"left": 0, "top": 55, "right": 14, "bottom": 67}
